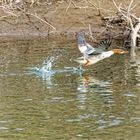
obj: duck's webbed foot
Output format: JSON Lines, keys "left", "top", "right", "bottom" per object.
{"left": 83, "top": 59, "right": 90, "bottom": 67}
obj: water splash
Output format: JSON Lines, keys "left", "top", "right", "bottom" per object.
{"left": 25, "top": 56, "right": 85, "bottom": 83}
{"left": 34, "top": 57, "right": 84, "bottom": 75}
{"left": 35, "top": 56, "right": 56, "bottom": 74}
{"left": 42, "top": 57, "right": 55, "bottom": 71}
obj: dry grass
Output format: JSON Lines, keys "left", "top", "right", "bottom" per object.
{"left": 0, "top": 0, "right": 139, "bottom": 54}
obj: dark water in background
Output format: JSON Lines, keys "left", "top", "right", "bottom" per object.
{"left": 0, "top": 39, "right": 140, "bottom": 139}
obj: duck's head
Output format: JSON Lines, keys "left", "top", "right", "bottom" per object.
{"left": 111, "top": 49, "right": 129, "bottom": 54}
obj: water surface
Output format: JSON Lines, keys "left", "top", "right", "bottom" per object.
{"left": 0, "top": 39, "right": 140, "bottom": 139}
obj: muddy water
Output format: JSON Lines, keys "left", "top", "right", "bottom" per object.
{"left": 0, "top": 39, "right": 140, "bottom": 139}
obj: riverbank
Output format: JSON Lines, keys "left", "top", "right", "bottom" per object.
{"left": 0, "top": 0, "right": 119, "bottom": 40}
{"left": 0, "top": 0, "right": 139, "bottom": 42}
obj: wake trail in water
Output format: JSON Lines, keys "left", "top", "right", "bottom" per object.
{"left": 26, "top": 56, "right": 84, "bottom": 80}
{"left": 0, "top": 56, "right": 84, "bottom": 79}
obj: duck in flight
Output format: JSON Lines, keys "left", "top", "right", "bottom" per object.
{"left": 74, "top": 32, "right": 128, "bottom": 66}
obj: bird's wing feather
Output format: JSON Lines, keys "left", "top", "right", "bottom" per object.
{"left": 76, "top": 32, "right": 112, "bottom": 57}
{"left": 96, "top": 38, "right": 112, "bottom": 51}
{"left": 76, "top": 32, "right": 96, "bottom": 57}
{"left": 89, "top": 38, "right": 112, "bottom": 55}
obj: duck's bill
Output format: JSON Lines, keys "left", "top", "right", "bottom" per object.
{"left": 122, "top": 50, "right": 129, "bottom": 54}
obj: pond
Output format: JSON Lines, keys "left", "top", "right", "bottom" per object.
{"left": 0, "top": 38, "right": 140, "bottom": 139}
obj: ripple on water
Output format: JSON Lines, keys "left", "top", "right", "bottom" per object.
{"left": 123, "top": 92, "right": 137, "bottom": 97}
{"left": 1, "top": 39, "right": 140, "bottom": 139}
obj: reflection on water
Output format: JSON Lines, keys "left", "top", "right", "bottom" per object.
{"left": 0, "top": 39, "right": 140, "bottom": 139}
{"left": 77, "top": 75, "right": 112, "bottom": 93}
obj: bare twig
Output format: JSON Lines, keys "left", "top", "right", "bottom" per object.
{"left": 131, "top": 17, "right": 140, "bottom": 46}
{"left": 26, "top": 13, "right": 56, "bottom": 30}
{"left": 0, "top": 15, "right": 10, "bottom": 20}
{"left": 71, "top": 0, "right": 89, "bottom": 9}
{"left": 88, "top": 24, "right": 97, "bottom": 41}
{"left": 0, "top": 5, "right": 18, "bottom": 17}
{"left": 66, "top": 0, "right": 72, "bottom": 13}
{"left": 112, "top": 0, "right": 140, "bottom": 57}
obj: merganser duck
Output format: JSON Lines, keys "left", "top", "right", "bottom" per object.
{"left": 75, "top": 32, "right": 128, "bottom": 66}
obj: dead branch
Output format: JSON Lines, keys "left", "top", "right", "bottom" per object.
{"left": 25, "top": 13, "right": 56, "bottom": 30}
{"left": 66, "top": 0, "right": 72, "bottom": 13}
{"left": 112, "top": 0, "right": 140, "bottom": 57}
{"left": 130, "top": 17, "right": 140, "bottom": 57}
{"left": 88, "top": 23, "right": 97, "bottom": 42}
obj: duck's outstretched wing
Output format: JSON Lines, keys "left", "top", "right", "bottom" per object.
{"left": 76, "top": 32, "right": 96, "bottom": 57}
{"left": 76, "top": 32, "right": 112, "bottom": 57}
{"left": 87, "top": 38, "right": 112, "bottom": 55}
{"left": 96, "top": 38, "right": 112, "bottom": 52}
{"left": 85, "top": 39, "right": 112, "bottom": 56}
